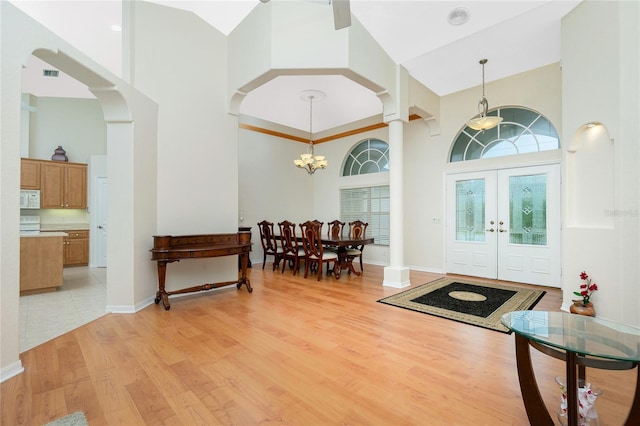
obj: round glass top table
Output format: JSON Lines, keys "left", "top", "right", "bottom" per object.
{"left": 501, "top": 311, "right": 640, "bottom": 426}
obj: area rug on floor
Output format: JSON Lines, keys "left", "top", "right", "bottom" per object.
{"left": 378, "top": 277, "right": 546, "bottom": 334}
{"left": 45, "top": 411, "right": 88, "bottom": 426}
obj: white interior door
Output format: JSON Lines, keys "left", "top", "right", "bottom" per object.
{"left": 96, "top": 176, "right": 108, "bottom": 268}
{"left": 446, "top": 165, "right": 561, "bottom": 287}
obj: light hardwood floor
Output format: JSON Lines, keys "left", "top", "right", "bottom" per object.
{"left": 1, "top": 264, "right": 636, "bottom": 425}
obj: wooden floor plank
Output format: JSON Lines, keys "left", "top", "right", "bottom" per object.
{"left": 2, "top": 265, "right": 636, "bottom": 425}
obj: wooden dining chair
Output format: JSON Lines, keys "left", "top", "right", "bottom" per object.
{"left": 278, "top": 220, "right": 305, "bottom": 275}
{"left": 327, "top": 220, "right": 345, "bottom": 239}
{"left": 311, "top": 219, "right": 324, "bottom": 235}
{"left": 346, "top": 220, "right": 368, "bottom": 274}
{"left": 257, "top": 220, "right": 283, "bottom": 271}
{"left": 325, "top": 219, "right": 345, "bottom": 255}
{"left": 299, "top": 220, "right": 338, "bottom": 281}
{"left": 306, "top": 220, "right": 325, "bottom": 270}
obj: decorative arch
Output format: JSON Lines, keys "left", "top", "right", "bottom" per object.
{"left": 449, "top": 106, "right": 560, "bottom": 162}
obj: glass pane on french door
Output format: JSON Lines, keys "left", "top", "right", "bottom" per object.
{"left": 508, "top": 174, "right": 547, "bottom": 245}
{"left": 455, "top": 179, "right": 486, "bottom": 242}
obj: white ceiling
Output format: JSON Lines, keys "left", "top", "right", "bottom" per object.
{"left": 15, "top": 0, "right": 581, "bottom": 134}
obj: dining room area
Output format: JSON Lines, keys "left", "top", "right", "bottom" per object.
{"left": 256, "top": 219, "right": 374, "bottom": 282}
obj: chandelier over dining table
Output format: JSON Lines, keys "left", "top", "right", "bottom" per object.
{"left": 294, "top": 90, "right": 328, "bottom": 174}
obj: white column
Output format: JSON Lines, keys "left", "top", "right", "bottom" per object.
{"left": 383, "top": 119, "right": 411, "bottom": 288}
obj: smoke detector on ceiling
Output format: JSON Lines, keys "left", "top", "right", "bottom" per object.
{"left": 447, "top": 7, "right": 470, "bottom": 26}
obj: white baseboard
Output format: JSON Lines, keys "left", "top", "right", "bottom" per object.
{"left": 1, "top": 360, "right": 24, "bottom": 383}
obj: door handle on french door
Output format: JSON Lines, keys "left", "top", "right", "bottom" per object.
{"left": 499, "top": 228, "right": 507, "bottom": 233}
{"left": 485, "top": 228, "right": 495, "bottom": 232}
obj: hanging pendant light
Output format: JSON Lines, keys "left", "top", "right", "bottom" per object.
{"left": 294, "top": 91, "right": 328, "bottom": 174}
{"left": 467, "top": 59, "right": 502, "bottom": 131}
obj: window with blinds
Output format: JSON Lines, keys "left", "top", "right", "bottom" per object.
{"left": 340, "top": 186, "right": 390, "bottom": 246}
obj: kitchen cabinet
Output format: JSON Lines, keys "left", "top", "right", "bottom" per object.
{"left": 63, "top": 230, "right": 89, "bottom": 266}
{"left": 20, "top": 233, "right": 65, "bottom": 295}
{"left": 40, "top": 161, "right": 87, "bottom": 209}
{"left": 20, "top": 158, "right": 41, "bottom": 189}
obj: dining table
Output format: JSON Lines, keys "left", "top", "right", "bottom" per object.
{"left": 320, "top": 235, "right": 374, "bottom": 276}
{"left": 274, "top": 234, "right": 374, "bottom": 277}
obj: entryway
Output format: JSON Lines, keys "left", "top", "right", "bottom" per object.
{"left": 445, "top": 164, "right": 561, "bottom": 287}
{"left": 19, "top": 267, "right": 106, "bottom": 352}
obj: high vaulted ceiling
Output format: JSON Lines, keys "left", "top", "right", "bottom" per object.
{"left": 15, "top": 0, "right": 581, "bottom": 134}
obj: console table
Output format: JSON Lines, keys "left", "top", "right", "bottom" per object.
{"left": 501, "top": 311, "right": 640, "bottom": 426}
{"left": 150, "top": 231, "right": 252, "bottom": 310}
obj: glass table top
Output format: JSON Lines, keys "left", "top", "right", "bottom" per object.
{"left": 501, "top": 311, "right": 640, "bottom": 362}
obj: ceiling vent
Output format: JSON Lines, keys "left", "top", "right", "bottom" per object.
{"left": 447, "top": 7, "right": 470, "bottom": 26}
{"left": 42, "top": 69, "right": 59, "bottom": 77}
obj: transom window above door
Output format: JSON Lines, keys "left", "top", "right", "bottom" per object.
{"left": 450, "top": 106, "right": 560, "bottom": 162}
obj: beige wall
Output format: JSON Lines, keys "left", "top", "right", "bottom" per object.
{"left": 27, "top": 97, "right": 106, "bottom": 163}
{"left": 237, "top": 128, "right": 314, "bottom": 262}
{"left": 128, "top": 1, "right": 240, "bottom": 290}
{"left": 561, "top": 0, "right": 640, "bottom": 325}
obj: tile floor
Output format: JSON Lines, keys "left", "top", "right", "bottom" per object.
{"left": 19, "top": 267, "right": 107, "bottom": 353}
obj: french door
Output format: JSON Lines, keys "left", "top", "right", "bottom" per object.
{"left": 445, "top": 164, "right": 561, "bottom": 287}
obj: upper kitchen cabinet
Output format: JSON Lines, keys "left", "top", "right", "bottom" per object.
{"left": 40, "top": 161, "right": 87, "bottom": 209}
{"left": 20, "top": 158, "right": 41, "bottom": 189}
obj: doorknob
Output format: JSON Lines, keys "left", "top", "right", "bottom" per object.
{"left": 98, "top": 225, "right": 103, "bottom": 229}
{"left": 485, "top": 228, "right": 495, "bottom": 232}
{"left": 499, "top": 228, "right": 507, "bottom": 233}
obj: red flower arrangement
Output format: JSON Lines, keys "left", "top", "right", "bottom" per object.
{"left": 574, "top": 271, "right": 598, "bottom": 306}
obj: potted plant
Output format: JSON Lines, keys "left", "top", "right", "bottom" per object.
{"left": 570, "top": 271, "right": 598, "bottom": 316}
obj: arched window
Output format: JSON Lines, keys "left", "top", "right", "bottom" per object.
{"left": 342, "top": 138, "right": 389, "bottom": 176}
{"left": 450, "top": 106, "right": 560, "bottom": 162}
{"left": 340, "top": 138, "right": 390, "bottom": 245}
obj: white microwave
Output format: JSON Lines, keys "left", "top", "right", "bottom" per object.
{"left": 20, "top": 190, "right": 40, "bottom": 209}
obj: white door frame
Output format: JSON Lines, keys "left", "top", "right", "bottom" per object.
{"left": 95, "top": 176, "right": 108, "bottom": 268}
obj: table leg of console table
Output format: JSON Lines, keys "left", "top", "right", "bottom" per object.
{"left": 514, "top": 333, "right": 554, "bottom": 425}
{"left": 154, "top": 260, "right": 172, "bottom": 310}
{"left": 154, "top": 253, "right": 252, "bottom": 310}
{"left": 237, "top": 252, "right": 252, "bottom": 293}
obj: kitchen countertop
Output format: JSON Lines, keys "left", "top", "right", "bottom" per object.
{"left": 20, "top": 231, "right": 68, "bottom": 238}
{"left": 40, "top": 223, "right": 90, "bottom": 231}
